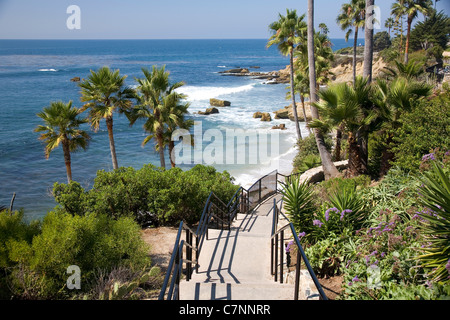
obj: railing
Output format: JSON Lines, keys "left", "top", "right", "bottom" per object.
{"left": 158, "top": 221, "right": 197, "bottom": 300}
{"left": 159, "top": 190, "right": 235, "bottom": 300}
{"left": 270, "top": 198, "right": 328, "bottom": 300}
{"left": 159, "top": 169, "right": 325, "bottom": 300}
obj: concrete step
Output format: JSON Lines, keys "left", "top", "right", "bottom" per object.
{"left": 179, "top": 281, "right": 296, "bottom": 300}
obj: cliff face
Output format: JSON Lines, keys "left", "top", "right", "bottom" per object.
{"left": 330, "top": 56, "right": 387, "bottom": 83}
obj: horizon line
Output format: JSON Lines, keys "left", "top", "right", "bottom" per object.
{"left": 0, "top": 37, "right": 360, "bottom": 41}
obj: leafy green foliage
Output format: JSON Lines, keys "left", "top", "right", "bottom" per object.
{"left": 292, "top": 134, "right": 332, "bottom": 174}
{"left": 390, "top": 90, "right": 450, "bottom": 172}
{"left": 53, "top": 164, "right": 238, "bottom": 226}
{"left": 279, "top": 176, "right": 316, "bottom": 236}
{"left": 415, "top": 161, "right": 450, "bottom": 284}
{"left": 1, "top": 210, "right": 151, "bottom": 299}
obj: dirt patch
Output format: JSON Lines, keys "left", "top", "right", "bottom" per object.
{"left": 318, "top": 275, "right": 344, "bottom": 300}
{"left": 141, "top": 226, "right": 179, "bottom": 272}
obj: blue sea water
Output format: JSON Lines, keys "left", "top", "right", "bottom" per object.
{"left": 0, "top": 39, "right": 358, "bottom": 220}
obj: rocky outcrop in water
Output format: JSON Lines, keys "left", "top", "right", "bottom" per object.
{"left": 210, "top": 98, "right": 231, "bottom": 107}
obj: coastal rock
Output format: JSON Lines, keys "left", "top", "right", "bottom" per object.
{"left": 210, "top": 98, "right": 231, "bottom": 107}
{"left": 272, "top": 124, "right": 286, "bottom": 130}
{"left": 70, "top": 76, "right": 80, "bottom": 82}
{"left": 253, "top": 111, "right": 263, "bottom": 118}
{"left": 274, "top": 102, "right": 312, "bottom": 122}
{"left": 197, "top": 107, "right": 219, "bottom": 115}
{"left": 260, "top": 112, "right": 271, "bottom": 122}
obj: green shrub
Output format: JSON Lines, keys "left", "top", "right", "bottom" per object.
{"left": 5, "top": 211, "right": 151, "bottom": 299}
{"left": 53, "top": 164, "right": 239, "bottom": 226}
{"left": 292, "top": 134, "right": 332, "bottom": 174}
{"left": 390, "top": 91, "right": 450, "bottom": 172}
{"left": 415, "top": 161, "right": 450, "bottom": 284}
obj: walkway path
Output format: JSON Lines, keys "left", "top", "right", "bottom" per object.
{"left": 179, "top": 194, "right": 297, "bottom": 300}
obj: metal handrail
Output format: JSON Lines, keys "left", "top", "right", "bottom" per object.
{"left": 159, "top": 169, "right": 320, "bottom": 300}
{"left": 270, "top": 198, "right": 328, "bottom": 300}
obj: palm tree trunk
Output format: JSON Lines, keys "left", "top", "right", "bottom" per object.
{"left": 62, "top": 139, "right": 72, "bottom": 183}
{"left": 168, "top": 140, "right": 176, "bottom": 168}
{"left": 404, "top": 15, "right": 413, "bottom": 63}
{"left": 290, "top": 48, "right": 302, "bottom": 141}
{"left": 347, "top": 133, "right": 361, "bottom": 178}
{"left": 334, "top": 127, "right": 342, "bottom": 161}
{"left": 300, "top": 95, "right": 309, "bottom": 126}
{"left": 106, "top": 116, "right": 119, "bottom": 170}
{"left": 307, "top": 0, "right": 340, "bottom": 180}
{"left": 363, "top": 0, "right": 375, "bottom": 83}
{"left": 157, "top": 129, "right": 166, "bottom": 169}
{"left": 352, "top": 27, "right": 359, "bottom": 87}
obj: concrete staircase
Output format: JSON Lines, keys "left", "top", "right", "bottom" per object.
{"left": 179, "top": 195, "right": 304, "bottom": 300}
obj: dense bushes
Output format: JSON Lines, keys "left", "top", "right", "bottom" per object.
{"left": 389, "top": 90, "right": 450, "bottom": 172}
{"left": 0, "top": 164, "right": 238, "bottom": 299}
{"left": 284, "top": 152, "right": 450, "bottom": 299}
{"left": 53, "top": 164, "right": 239, "bottom": 227}
{"left": 0, "top": 209, "right": 151, "bottom": 299}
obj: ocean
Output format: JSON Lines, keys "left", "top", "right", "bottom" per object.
{"left": 0, "top": 38, "right": 360, "bottom": 220}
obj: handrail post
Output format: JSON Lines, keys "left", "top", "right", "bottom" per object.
{"left": 280, "top": 230, "right": 284, "bottom": 284}
{"left": 259, "top": 179, "right": 262, "bottom": 202}
{"left": 274, "top": 234, "right": 278, "bottom": 282}
{"left": 294, "top": 248, "right": 302, "bottom": 300}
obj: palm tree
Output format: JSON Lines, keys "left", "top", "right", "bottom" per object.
{"left": 373, "top": 77, "right": 432, "bottom": 175}
{"left": 293, "top": 31, "right": 335, "bottom": 126}
{"left": 268, "top": 9, "right": 307, "bottom": 141}
{"left": 337, "top": 0, "right": 367, "bottom": 86}
{"left": 363, "top": 0, "right": 375, "bottom": 83}
{"left": 79, "top": 66, "right": 134, "bottom": 170}
{"left": 35, "top": 101, "right": 90, "bottom": 183}
{"left": 391, "top": 0, "right": 432, "bottom": 63}
{"left": 128, "top": 66, "right": 187, "bottom": 169}
{"left": 318, "top": 23, "right": 329, "bottom": 35}
{"left": 385, "top": 17, "right": 395, "bottom": 37}
{"left": 309, "top": 77, "right": 380, "bottom": 177}
{"left": 308, "top": 0, "right": 341, "bottom": 179}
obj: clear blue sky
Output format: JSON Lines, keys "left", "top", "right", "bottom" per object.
{"left": 0, "top": 0, "right": 448, "bottom": 39}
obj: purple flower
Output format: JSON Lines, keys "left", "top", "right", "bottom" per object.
{"left": 422, "top": 153, "right": 436, "bottom": 161}
{"left": 446, "top": 259, "right": 450, "bottom": 275}
{"left": 352, "top": 276, "right": 361, "bottom": 282}
{"left": 298, "top": 232, "right": 306, "bottom": 238}
{"left": 313, "top": 219, "right": 324, "bottom": 228}
{"left": 381, "top": 252, "right": 385, "bottom": 257}
{"left": 325, "top": 207, "right": 339, "bottom": 221}
{"left": 286, "top": 240, "right": 293, "bottom": 253}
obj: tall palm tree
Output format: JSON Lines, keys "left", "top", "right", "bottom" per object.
{"left": 385, "top": 17, "right": 395, "bottom": 37}
{"left": 79, "top": 66, "right": 134, "bottom": 170}
{"left": 363, "top": 0, "right": 375, "bottom": 83}
{"left": 391, "top": 0, "right": 432, "bottom": 63}
{"left": 268, "top": 9, "right": 307, "bottom": 141}
{"left": 293, "top": 31, "right": 335, "bottom": 126}
{"left": 318, "top": 23, "right": 329, "bottom": 35}
{"left": 128, "top": 66, "right": 187, "bottom": 169}
{"left": 307, "top": 0, "right": 340, "bottom": 179}
{"left": 309, "top": 77, "right": 380, "bottom": 177}
{"left": 337, "top": 0, "right": 367, "bottom": 86}
{"left": 35, "top": 101, "right": 90, "bottom": 183}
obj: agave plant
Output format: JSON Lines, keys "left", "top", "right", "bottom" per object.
{"left": 415, "top": 161, "right": 450, "bottom": 284}
{"left": 279, "top": 176, "right": 316, "bottom": 235}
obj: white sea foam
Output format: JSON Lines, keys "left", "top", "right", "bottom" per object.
{"left": 177, "top": 83, "right": 256, "bottom": 101}
{"left": 38, "top": 68, "right": 58, "bottom": 72}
